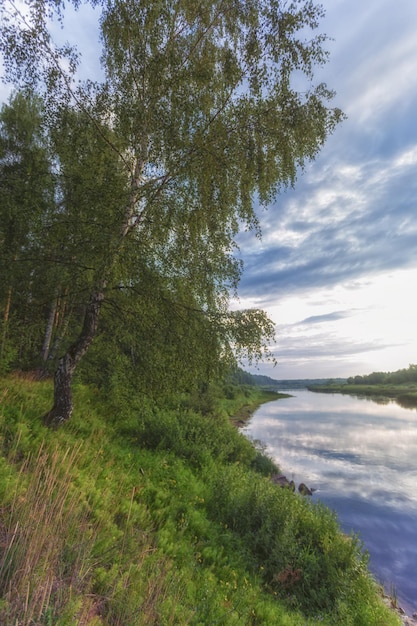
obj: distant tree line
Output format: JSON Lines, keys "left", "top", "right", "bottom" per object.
{"left": 347, "top": 364, "right": 417, "bottom": 385}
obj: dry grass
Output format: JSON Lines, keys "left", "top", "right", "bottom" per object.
{"left": 0, "top": 442, "right": 95, "bottom": 625}
{"left": 0, "top": 440, "right": 189, "bottom": 625}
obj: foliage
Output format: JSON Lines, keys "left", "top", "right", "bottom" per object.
{"left": 347, "top": 364, "right": 417, "bottom": 386}
{"left": 77, "top": 282, "right": 269, "bottom": 399}
{"left": 309, "top": 364, "right": 417, "bottom": 408}
{"left": 0, "top": 375, "right": 401, "bottom": 625}
{"left": 205, "top": 464, "right": 382, "bottom": 620}
{"left": 0, "top": 0, "right": 344, "bottom": 422}
{"left": 0, "top": 91, "right": 56, "bottom": 370}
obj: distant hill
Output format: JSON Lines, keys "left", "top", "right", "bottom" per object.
{"left": 234, "top": 369, "right": 347, "bottom": 390}
{"left": 251, "top": 375, "right": 347, "bottom": 390}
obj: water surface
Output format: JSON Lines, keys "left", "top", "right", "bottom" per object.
{"left": 243, "top": 389, "right": 417, "bottom": 613}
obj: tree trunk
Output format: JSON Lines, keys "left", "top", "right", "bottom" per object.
{"left": 0, "top": 286, "right": 12, "bottom": 363}
{"left": 43, "top": 288, "right": 105, "bottom": 427}
{"left": 46, "top": 304, "right": 72, "bottom": 367}
{"left": 44, "top": 156, "right": 143, "bottom": 428}
{"left": 41, "top": 288, "right": 58, "bottom": 365}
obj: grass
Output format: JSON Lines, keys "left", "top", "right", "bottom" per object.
{"left": 0, "top": 374, "right": 401, "bottom": 625}
{"left": 0, "top": 442, "right": 97, "bottom": 624}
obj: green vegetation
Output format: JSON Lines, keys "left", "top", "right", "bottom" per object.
{"left": 308, "top": 364, "right": 417, "bottom": 407}
{"left": 0, "top": 2, "right": 401, "bottom": 623}
{"left": 0, "top": 375, "right": 400, "bottom": 625}
{"left": 0, "top": 0, "right": 343, "bottom": 424}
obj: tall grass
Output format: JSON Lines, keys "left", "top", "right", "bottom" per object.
{"left": 0, "top": 442, "right": 96, "bottom": 624}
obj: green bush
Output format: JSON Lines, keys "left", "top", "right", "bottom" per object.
{"left": 136, "top": 405, "right": 256, "bottom": 468}
{"left": 204, "top": 464, "right": 390, "bottom": 623}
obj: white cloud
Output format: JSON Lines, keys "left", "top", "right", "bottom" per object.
{"left": 321, "top": 0, "right": 417, "bottom": 124}
{"left": 245, "top": 267, "right": 417, "bottom": 379}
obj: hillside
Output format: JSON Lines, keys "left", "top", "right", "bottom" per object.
{"left": 0, "top": 375, "right": 400, "bottom": 625}
{"left": 236, "top": 370, "right": 347, "bottom": 390}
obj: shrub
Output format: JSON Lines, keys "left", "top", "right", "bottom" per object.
{"left": 136, "top": 405, "right": 256, "bottom": 468}
{"left": 204, "top": 464, "right": 389, "bottom": 623}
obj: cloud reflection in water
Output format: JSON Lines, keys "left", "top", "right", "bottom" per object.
{"left": 243, "top": 390, "right": 417, "bottom": 612}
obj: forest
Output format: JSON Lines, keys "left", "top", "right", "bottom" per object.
{"left": 346, "top": 364, "right": 417, "bottom": 385}
{"left": 308, "top": 364, "right": 417, "bottom": 407}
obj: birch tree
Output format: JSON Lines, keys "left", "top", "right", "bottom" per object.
{"left": 0, "top": 0, "right": 343, "bottom": 425}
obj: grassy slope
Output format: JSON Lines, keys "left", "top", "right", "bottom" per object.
{"left": 0, "top": 376, "right": 400, "bottom": 626}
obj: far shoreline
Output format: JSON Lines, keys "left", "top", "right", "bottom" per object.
{"left": 307, "top": 383, "right": 417, "bottom": 409}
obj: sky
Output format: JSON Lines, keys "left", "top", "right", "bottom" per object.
{"left": 237, "top": 0, "right": 417, "bottom": 379}
{"left": 1, "top": 0, "right": 417, "bottom": 380}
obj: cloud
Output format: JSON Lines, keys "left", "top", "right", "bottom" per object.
{"left": 320, "top": 0, "right": 417, "bottom": 125}
{"left": 297, "top": 311, "right": 352, "bottom": 325}
{"left": 239, "top": 138, "right": 417, "bottom": 306}
{"left": 272, "top": 331, "right": 398, "bottom": 362}
{"left": 245, "top": 1, "right": 417, "bottom": 384}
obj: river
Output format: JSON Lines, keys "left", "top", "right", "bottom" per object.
{"left": 242, "top": 389, "right": 417, "bottom": 614}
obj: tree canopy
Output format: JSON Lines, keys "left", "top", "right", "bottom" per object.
{"left": 0, "top": 0, "right": 343, "bottom": 424}
{"left": 347, "top": 364, "right": 417, "bottom": 386}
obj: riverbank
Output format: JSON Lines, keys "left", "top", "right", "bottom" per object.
{"left": 383, "top": 596, "right": 417, "bottom": 626}
{"left": 0, "top": 376, "right": 401, "bottom": 625}
{"left": 233, "top": 388, "right": 416, "bottom": 625}
{"left": 242, "top": 388, "right": 417, "bottom": 621}
{"left": 229, "top": 389, "right": 291, "bottom": 427}
{"left": 307, "top": 382, "right": 417, "bottom": 408}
